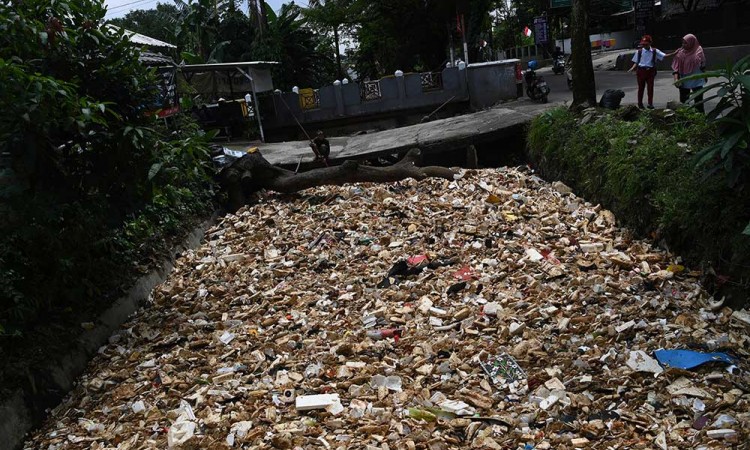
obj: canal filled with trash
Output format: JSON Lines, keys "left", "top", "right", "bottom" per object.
{"left": 24, "top": 159, "right": 749, "bottom": 448}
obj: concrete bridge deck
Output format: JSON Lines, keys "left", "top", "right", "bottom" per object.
{"left": 228, "top": 100, "right": 555, "bottom": 167}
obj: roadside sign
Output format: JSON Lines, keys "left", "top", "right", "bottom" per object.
{"left": 551, "top": 0, "right": 571, "bottom": 8}
{"left": 533, "top": 17, "right": 549, "bottom": 45}
{"left": 634, "top": 0, "right": 653, "bottom": 35}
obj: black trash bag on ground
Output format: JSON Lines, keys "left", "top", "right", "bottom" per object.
{"left": 599, "top": 89, "right": 625, "bottom": 109}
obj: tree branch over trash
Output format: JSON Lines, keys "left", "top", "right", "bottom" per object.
{"left": 219, "top": 148, "right": 458, "bottom": 210}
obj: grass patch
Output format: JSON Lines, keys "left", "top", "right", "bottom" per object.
{"left": 527, "top": 107, "right": 750, "bottom": 302}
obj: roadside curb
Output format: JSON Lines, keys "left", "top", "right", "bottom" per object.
{"left": 0, "top": 213, "right": 219, "bottom": 450}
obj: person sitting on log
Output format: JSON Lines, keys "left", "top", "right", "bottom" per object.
{"left": 309, "top": 130, "right": 330, "bottom": 161}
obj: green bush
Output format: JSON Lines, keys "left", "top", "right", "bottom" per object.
{"left": 0, "top": 1, "right": 216, "bottom": 339}
{"left": 527, "top": 107, "right": 750, "bottom": 291}
{"left": 682, "top": 56, "right": 750, "bottom": 234}
{"left": 685, "top": 55, "right": 750, "bottom": 187}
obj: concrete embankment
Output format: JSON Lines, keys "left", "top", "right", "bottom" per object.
{"left": 0, "top": 217, "right": 216, "bottom": 450}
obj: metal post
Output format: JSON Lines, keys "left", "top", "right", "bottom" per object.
{"left": 560, "top": 17, "right": 565, "bottom": 54}
{"left": 449, "top": 32, "right": 455, "bottom": 65}
{"left": 237, "top": 67, "right": 265, "bottom": 143}
{"left": 461, "top": 14, "right": 468, "bottom": 63}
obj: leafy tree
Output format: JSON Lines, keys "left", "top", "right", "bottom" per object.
{"left": 304, "top": 0, "right": 357, "bottom": 80}
{"left": 490, "top": 0, "right": 550, "bottom": 52}
{"left": 684, "top": 55, "right": 750, "bottom": 188}
{"left": 251, "top": 3, "right": 334, "bottom": 89}
{"left": 491, "top": 0, "right": 522, "bottom": 51}
{"left": 489, "top": 0, "right": 629, "bottom": 54}
{"left": 108, "top": 2, "right": 183, "bottom": 48}
{"left": 0, "top": 0, "right": 214, "bottom": 334}
{"left": 215, "top": 0, "right": 255, "bottom": 62}
{"left": 1, "top": 0, "right": 156, "bottom": 194}
{"left": 174, "top": 0, "right": 224, "bottom": 59}
{"left": 353, "top": 0, "right": 453, "bottom": 79}
{"left": 465, "top": 0, "right": 494, "bottom": 61}
{"left": 111, "top": 0, "right": 254, "bottom": 63}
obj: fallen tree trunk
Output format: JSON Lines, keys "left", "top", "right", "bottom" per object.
{"left": 219, "top": 148, "right": 457, "bottom": 210}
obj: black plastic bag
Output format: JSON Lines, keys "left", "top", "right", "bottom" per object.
{"left": 599, "top": 89, "right": 625, "bottom": 109}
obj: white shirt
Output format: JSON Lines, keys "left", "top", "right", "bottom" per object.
{"left": 632, "top": 48, "right": 666, "bottom": 68}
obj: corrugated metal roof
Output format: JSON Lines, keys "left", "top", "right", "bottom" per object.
{"left": 139, "top": 51, "right": 175, "bottom": 66}
{"left": 178, "top": 61, "right": 279, "bottom": 72}
{"left": 126, "top": 31, "right": 176, "bottom": 49}
{"left": 106, "top": 25, "right": 177, "bottom": 49}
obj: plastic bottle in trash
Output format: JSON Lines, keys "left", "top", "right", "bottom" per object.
{"left": 366, "top": 328, "right": 403, "bottom": 342}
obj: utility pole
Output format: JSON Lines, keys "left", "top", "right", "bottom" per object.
{"left": 461, "top": 14, "right": 468, "bottom": 63}
{"left": 333, "top": 25, "right": 343, "bottom": 80}
{"left": 560, "top": 16, "right": 565, "bottom": 54}
{"left": 487, "top": 10, "right": 494, "bottom": 60}
{"left": 449, "top": 25, "right": 455, "bottom": 65}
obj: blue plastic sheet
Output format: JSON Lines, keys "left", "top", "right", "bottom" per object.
{"left": 654, "top": 349, "right": 738, "bottom": 370}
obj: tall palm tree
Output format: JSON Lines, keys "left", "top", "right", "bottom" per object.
{"left": 249, "top": 0, "right": 268, "bottom": 35}
{"left": 252, "top": 3, "right": 335, "bottom": 89}
{"left": 260, "top": 1, "right": 268, "bottom": 33}
{"left": 174, "top": 0, "right": 226, "bottom": 59}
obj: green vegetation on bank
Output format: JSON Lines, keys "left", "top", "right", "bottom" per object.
{"left": 686, "top": 55, "right": 750, "bottom": 190}
{"left": 527, "top": 107, "right": 750, "bottom": 298}
{"left": 0, "top": 0, "right": 216, "bottom": 366}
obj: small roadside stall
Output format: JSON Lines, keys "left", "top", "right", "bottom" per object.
{"left": 177, "top": 62, "right": 279, "bottom": 142}
{"left": 109, "top": 26, "right": 181, "bottom": 119}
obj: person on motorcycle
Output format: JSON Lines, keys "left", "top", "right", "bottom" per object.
{"left": 524, "top": 60, "right": 550, "bottom": 102}
{"left": 551, "top": 47, "right": 566, "bottom": 75}
{"left": 524, "top": 60, "right": 538, "bottom": 86}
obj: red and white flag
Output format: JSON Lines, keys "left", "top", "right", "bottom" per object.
{"left": 523, "top": 26, "right": 532, "bottom": 37}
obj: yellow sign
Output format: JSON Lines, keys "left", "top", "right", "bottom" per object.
{"left": 298, "top": 88, "right": 318, "bottom": 110}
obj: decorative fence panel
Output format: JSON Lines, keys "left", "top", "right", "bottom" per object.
{"left": 360, "top": 81, "right": 382, "bottom": 101}
{"left": 420, "top": 72, "right": 443, "bottom": 92}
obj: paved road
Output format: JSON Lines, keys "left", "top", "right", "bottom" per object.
{"left": 537, "top": 68, "right": 714, "bottom": 110}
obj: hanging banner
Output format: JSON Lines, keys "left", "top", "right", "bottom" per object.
{"left": 533, "top": 17, "right": 549, "bottom": 45}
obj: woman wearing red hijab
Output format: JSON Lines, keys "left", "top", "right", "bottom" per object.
{"left": 672, "top": 34, "right": 707, "bottom": 113}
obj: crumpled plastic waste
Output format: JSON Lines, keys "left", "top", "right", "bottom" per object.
{"left": 23, "top": 168, "right": 750, "bottom": 449}
{"left": 654, "top": 349, "right": 738, "bottom": 370}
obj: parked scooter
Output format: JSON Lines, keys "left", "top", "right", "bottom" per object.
{"left": 552, "top": 56, "right": 566, "bottom": 75}
{"left": 524, "top": 60, "right": 550, "bottom": 103}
